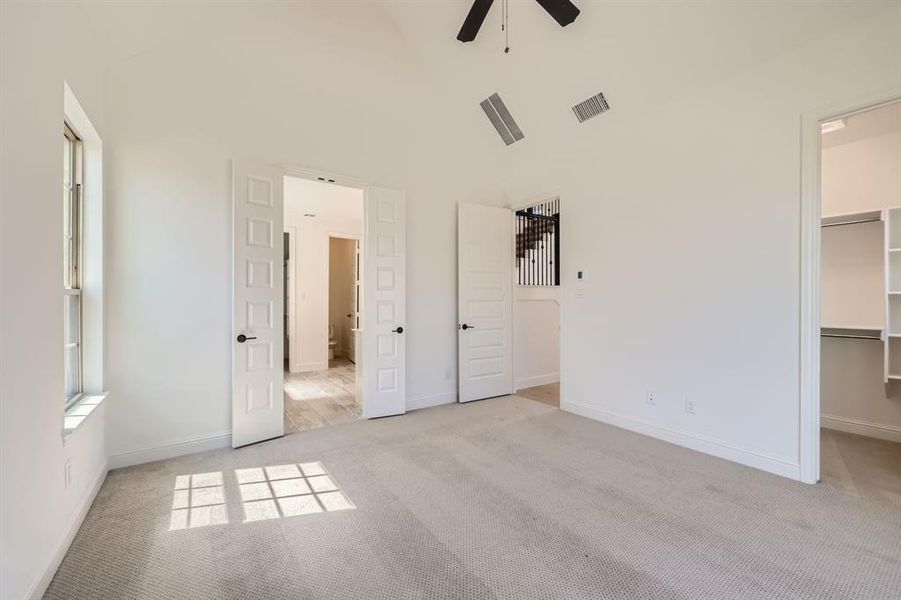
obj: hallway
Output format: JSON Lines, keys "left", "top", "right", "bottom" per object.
{"left": 284, "top": 359, "right": 360, "bottom": 433}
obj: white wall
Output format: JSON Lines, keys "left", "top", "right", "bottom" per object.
{"left": 820, "top": 222, "right": 884, "bottom": 329}
{"left": 513, "top": 286, "right": 560, "bottom": 390}
{"left": 820, "top": 124, "right": 901, "bottom": 441}
{"left": 821, "top": 339, "right": 901, "bottom": 442}
{"left": 0, "top": 3, "right": 108, "bottom": 599}
{"left": 284, "top": 178, "right": 362, "bottom": 372}
{"left": 822, "top": 130, "right": 901, "bottom": 215}
{"left": 94, "top": 1, "right": 901, "bottom": 481}
{"left": 329, "top": 237, "right": 356, "bottom": 359}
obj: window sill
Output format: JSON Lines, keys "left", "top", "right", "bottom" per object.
{"left": 63, "top": 392, "right": 108, "bottom": 440}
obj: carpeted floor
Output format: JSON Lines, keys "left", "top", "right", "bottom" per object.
{"left": 45, "top": 396, "right": 900, "bottom": 599}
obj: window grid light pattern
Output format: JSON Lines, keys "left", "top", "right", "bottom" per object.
{"left": 236, "top": 462, "right": 354, "bottom": 522}
{"left": 169, "top": 472, "right": 228, "bottom": 531}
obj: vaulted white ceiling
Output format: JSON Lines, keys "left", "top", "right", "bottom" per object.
{"left": 80, "top": 0, "right": 898, "bottom": 197}
{"left": 81, "top": 0, "right": 894, "bottom": 154}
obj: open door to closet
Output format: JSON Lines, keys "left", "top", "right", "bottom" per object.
{"left": 819, "top": 100, "right": 901, "bottom": 458}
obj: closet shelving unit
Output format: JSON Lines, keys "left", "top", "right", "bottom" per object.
{"left": 885, "top": 208, "right": 901, "bottom": 382}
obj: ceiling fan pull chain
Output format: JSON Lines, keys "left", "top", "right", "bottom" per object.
{"left": 504, "top": 0, "right": 510, "bottom": 53}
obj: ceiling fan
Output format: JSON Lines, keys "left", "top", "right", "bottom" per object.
{"left": 457, "top": 0, "right": 580, "bottom": 43}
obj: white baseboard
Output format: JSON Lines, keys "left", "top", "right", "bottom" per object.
{"left": 407, "top": 392, "right": 457, "bottom": 411}
{"left": 27, "top": 464, "right": 107, "bottom": 600}
{"left": 515, "top": 372, "right": 559, "bottom": 391}
{"left": 822, "top": 414, "right": 901, "bottom": 443}
{"left": 290, "top": 361, "right": 328, "bottom": 373}
{"left": 562, "top": 401, "right": 801, "bottom": 480}
{"left": 109, "top": 430, "right": 232, "bottom": 470}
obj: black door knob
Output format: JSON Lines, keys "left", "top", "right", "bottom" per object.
{"left": 392, "top": 326, "right": 404, "bottom": 334}
{"left": 236, "top": 334, "right": 257, "bottom": 343}
{"left": 461, "top": 323, "right": 474, "bottom": 330}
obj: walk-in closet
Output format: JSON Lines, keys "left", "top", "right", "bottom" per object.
{"left": 820, "top": 101, "right": 901, "bottom": 505}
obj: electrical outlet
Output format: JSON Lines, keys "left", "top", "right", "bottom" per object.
{"left": 646, "top": 390, "right": 656, "bottom": 406}
{"left": 64, "top": 460, "right": 72, "bottom": 488}
{"left": 685, "top": 397, "right": 696, "bottom": 415}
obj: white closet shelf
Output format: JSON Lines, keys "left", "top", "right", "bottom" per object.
{"left": 889, "top": 248, "right": 901, "bottom": 252}
{"left": 888, "top": 375, "right": 901, "bottom": 381}
{"left": 821, "top": 210, "right": 883, "bottom": 228}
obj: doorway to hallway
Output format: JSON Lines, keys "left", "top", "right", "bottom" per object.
{"left": 283, "top": 177, "right": 363, "bottom": 434}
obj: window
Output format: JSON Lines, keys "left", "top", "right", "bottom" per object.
{"left": 63, "top": 123, "right": 82, "bottom": 406}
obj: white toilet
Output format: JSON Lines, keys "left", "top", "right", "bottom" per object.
{"left": 328, "top": 324, "right": 338, "bottom": 360}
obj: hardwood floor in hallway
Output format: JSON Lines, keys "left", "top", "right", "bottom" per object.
{"left": 283, "top": 359, "right": 360, "bottom": 433}
{"left": 515, "top": 382, "right": 559, "bottom": 407}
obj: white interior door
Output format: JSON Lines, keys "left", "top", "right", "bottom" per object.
{"left": 362, "top": 187, "right": 406, "bottom": 418}
{"left": 458, "top": 202, "right": 513, "bottom": 402}
{"left": 232, "top": 161, "right": 284, "bottom": 447}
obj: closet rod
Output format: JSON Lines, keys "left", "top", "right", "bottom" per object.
{"left": 821, "top": 333, "right": 882, "bottom": 340}
{"left": 820, "top": 326, "right": 882, "bottom": 340}
{"left": 821, "top": 218, "right": 881, "bottom": 228}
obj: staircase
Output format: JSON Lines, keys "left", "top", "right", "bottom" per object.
{"left": 515, "top": 198, "right": 559, "bottom": 286}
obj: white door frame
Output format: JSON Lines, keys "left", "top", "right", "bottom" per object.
{"left": 326, "top": 232, "right": 361, "bottom": 362}
{"left": 509, "top": 195, "right": 565, "bottom": 407}
{"left": 284, "top": 225, "right": 297, "bottom": 369}
{"left": 799, "top": 89, "right": 901, "bottom": 484}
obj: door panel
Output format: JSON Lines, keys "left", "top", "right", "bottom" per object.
{"left": 233, "top": 161, "right": 284, "bottom": 447}
{"left": 362, "top": 187, "right": 406, "bottom": 418}
{"left": 458, "top": 202, "right": 513, "bottom": 402}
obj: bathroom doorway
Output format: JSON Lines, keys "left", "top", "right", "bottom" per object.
{"left": 283, "top": 176, "right": 363, "bottom": 433}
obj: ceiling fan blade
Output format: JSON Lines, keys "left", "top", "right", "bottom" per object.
{"left": 534, "top": 0, "right": 580, "bottom": 27}
{"left": 457, "top": 0, "right": 496, "bottom": 43}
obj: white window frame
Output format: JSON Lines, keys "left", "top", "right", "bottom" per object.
{"left": 64, "top": 123, "right": 83, "bottom": 408}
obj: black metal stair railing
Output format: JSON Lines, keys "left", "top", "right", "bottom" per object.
{"left": 515, "top": 198, "right": 559, "bottom": 286}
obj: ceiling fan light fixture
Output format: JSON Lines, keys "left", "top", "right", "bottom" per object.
{"left": 457, "top": 0, "right": 580, "bottom": 44}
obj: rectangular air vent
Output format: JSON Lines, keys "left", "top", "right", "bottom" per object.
{"left": 572, "top": 92, "right": 610, "bottom": 123}
{"left": 480, "top": 93, "right": 524, "bottom": 146}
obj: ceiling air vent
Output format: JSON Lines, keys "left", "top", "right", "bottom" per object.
{"left": 572, "top": 92, "right": 610, "bottom": 123}
{"left": 480, "top": 93, "right": 524, "bottom": 146}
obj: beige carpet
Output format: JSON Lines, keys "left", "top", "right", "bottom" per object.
{"left": 45, "top": 396, "right": 900, "bottom": 599}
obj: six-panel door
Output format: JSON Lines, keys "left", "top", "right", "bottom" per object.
{"left": 232, "top": 162, "right": 284, "bottom": 447}
{"left": 362, "top": 187, "right": 407, "bottom": 418}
